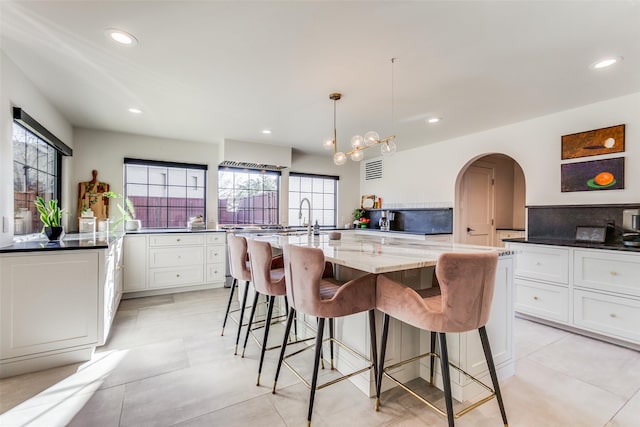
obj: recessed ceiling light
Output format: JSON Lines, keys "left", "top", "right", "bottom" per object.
{"left": 427, "top": 117, "right": 441, "bottom": 124}
{"left": 590, "top": 56, "right": 622, "bottom": 69}
{"left": 262, "top": 129, "right": 272, "bottom": 134}
{"left": 128, "top": 108, "right": 142, "bottom": 114}
{"left": 106, "top": 28, "right": 138, "bottom": 46}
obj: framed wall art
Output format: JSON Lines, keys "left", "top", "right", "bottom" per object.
{"left": 561, "top": 157, "right": 624, "bottom": 192}
{"left": 561, "top": 124, "right": 625, "bottom": 160}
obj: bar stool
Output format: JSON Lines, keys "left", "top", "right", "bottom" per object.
{"left": 221, "top": 235, "right": 252, "bottom": 355}
{"left": 273, "top": 244, "right": 378, "bottom": 427}
{"left": 241, "top": 239, "right": 287, "bottom": 385}
{"left": 375, "top": 252, "right": 508, "bottom": 427}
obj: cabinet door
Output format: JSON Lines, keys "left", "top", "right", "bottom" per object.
{"left": 124, "top": 234, "right": 147, "bottom": 291}
{"left": 574, "top": 249, "right": 640, "bottom": 297}
{"left": 574, "top": 289, "right": 640, "bottom": 344}
{"left": 512, "top": 244, "right": 569, "bottom": 284}
{"left": 515, "top": 278, "right": 569, "bottom": 322}
{"left": 1, "top": 252, "right": 99, "bottom": 359}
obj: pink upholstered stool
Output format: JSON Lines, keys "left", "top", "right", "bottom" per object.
{"left": 221, "top": 235, "right": 253, "bottom": 355}
{"left": 241, "top": 239, "right": 288, "bottom": 385}
{"left": 375, "top": 252, "right": 508, "bottom": 427}
{"left": 273, "top": 244, "right": 379, "bottom": 427}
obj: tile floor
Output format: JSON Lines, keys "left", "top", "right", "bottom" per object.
{"left": 1, "top": 288, "right": 639, "bottom": 427}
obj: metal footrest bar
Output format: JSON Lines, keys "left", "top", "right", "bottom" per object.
{"left": 283, "top": 336, "right": 374, "bottom": 391}
{"left": 382, "top": 351, "right": 497, "bottom": 419}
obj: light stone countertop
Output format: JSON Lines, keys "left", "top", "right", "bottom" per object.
{"left": 249, "top": 230, "right": 511, "bottom": 274}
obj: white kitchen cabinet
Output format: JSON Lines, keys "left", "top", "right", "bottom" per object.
{"left": 508, "top": 242, "right": 640, "bottom": 348}
{"left": 123, "top": 232, "right": 225, "bottom": 297}
{"left": 101, "top": 237, "right": 124, "bottom": 344}
{"left": 0, "top": 236, "right": 125, "bottom": 378}
{"left": 496, "top": 230, "right": 525, "bottom": 247}
{"left": 123, "top": 234, "right": 147, "bottom": 292}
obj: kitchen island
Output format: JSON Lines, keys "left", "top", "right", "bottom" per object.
{"left": 247, "top": 231, "right": 515, "bottom": 401}
{"left": 0, "top": 232, "right": 124, "bottom": 378}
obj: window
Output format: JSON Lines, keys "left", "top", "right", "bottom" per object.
{"left": 124, "top": 158, "right": 207, "bottom": 229}
{"left": 288, "top": 173, "right": 338, "bottom": 228}
{"left": 218, "top": 167, "right": 279, "bottom": 225}
{"left": 12, "top": 107, "right": 70, "bottom": 236}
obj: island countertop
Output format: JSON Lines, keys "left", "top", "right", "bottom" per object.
{"left": 250, "top": 230, "right": 511, "bottom": 274}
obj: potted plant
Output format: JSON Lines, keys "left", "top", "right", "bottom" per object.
{"left": 352, "top": 208, "right": 365, "bottom": 228}
{"left": 34, "top": 196, "right": 66, "bottom": 240}
{"left": 117, "top": 197, "right": 141, "bottom": 231}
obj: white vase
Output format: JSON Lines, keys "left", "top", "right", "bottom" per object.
{"left": 125, "top": 219, "right": 142, "bottom": 231}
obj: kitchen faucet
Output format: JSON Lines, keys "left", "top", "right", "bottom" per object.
{"left": 299, "top": 197, "right": 312, "bottom": 236}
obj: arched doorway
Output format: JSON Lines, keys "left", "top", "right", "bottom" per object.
{"left": 455, "top": 154, "right": 526, "bottom": 246}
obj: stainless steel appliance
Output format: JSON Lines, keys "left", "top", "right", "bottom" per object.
{"left": 622, "top": 209, "right": 640, "bottom": 247}
{"left": 379, "top": 210, "right": 395, "bottom": 231}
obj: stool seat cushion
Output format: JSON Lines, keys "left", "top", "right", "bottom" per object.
{"left": 376, "top": 252, "right": 498, "bottom": 333}
{"left": 283, "top": 244, "right": 377, "bottom": 319}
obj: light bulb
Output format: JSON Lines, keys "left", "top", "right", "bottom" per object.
{"left": 323, "top": 137, "right": 334, "bottom": 150}
{"left": 381, "top": 140, "right": 397, "bottom": 156}
{"left": 350, "top": 149, "right": 364, "bottom": 162}
{"left": 333, "top": 152, "right": 347, "bottom": 165}
{"left": 364, "top": 131, "right": 380, "bottom": 146}
{"left": 351, "top": 135, "right": 364, "bottom": 149}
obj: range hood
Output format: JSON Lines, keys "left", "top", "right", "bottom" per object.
{"left": 219, "top": 139, "right": 291, "bottom": 170}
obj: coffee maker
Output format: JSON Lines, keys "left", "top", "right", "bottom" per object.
{"left": 379, "top": 210, "right": 395, "bottom": 231}
{"left": 622, "top": 209, "right": 640, "bottom": 247}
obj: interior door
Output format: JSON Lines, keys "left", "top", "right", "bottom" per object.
{"left": 462, "top": 164, "right": 495, "bottom": 246}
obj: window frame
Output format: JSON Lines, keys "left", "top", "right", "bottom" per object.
{"left": 124, "top": 158, "right": 208, "bottom": 229}
{"left": 12, "top": 108, "right": 71, "bottom": 236}
{"left": 217, "top": 166, "right": 281, "bottom": 225}
{"left": 288, "top": 172, "right": 339, "bottom": 228}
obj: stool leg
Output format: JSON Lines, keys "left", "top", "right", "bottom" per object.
{"left": 429, "top": 331, "right": 437, "bottom": 384}
{"left": 234, "top": 281, "right": 250, "bottom": 355}
{"left": 257, "top": 295, "right": 275, "bottom": 386}
{"left": 368, "top": 309, "right": 378, "bottom": 392}
{"left": 221, "top": 278, "right": 237, "bottom": 336}
{"left": 438, "top": 333, "right": 455, "bottom": 427}
{"left": 273, "top": 307, "right": 296, "bottom": 394}
{"left": 241, "top": 291, "right": 260, "bottom": 357}
{"left": 329, "top": 318, "right": 335, "bottom": 369}
{"left": 479, "top": 326, "right": 508, "bottom": 426}
{"left": 308, "top": 317, "right": 326, "bottom": 427}
{"left": 375, "top": 313, "right": 390, "bottom": 411}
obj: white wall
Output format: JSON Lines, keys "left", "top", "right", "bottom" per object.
{"left": 72, "top": 128, "right": 220, "bottom": 229}
{"left": 361, "top": 93, "right": 640, "bottom": 208}
{"left": 0, "top": 52, "right": 74, "bottom": 246}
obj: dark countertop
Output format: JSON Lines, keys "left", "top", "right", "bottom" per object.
{"left": 0, "top": 232, "right": 124, "bottom": 254}
{"left": 503, "top": 237, "right": 640, "bottom": 253}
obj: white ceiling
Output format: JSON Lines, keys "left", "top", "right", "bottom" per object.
{"left": 2, "top": 1, "right": 639, "bottom": 158}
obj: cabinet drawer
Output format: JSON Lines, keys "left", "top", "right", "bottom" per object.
{"left": 574, "top": 289, "right": 640, "bottom": 344}
{"left": 149, "top": 266, "right": 204, "bottom": 288}
{"left": 513, "top": 245, "right": 569, "bottom": 284}
{"left": 206, "top": 246, "right": 225, "bottom": 264}
{"left": 206, "top": 233, "right": 226, "bottom": 245}
{"left": 149, "top": 234, "right": 204, "bottom": 247}
{"left": 206, "top": 263, "right": 225, "bottom": 283}
{"left": 149, "top": 247, "right": 204, "bottom": 268}
{"left": 514, "top": 278, "right": 569, "bottom": 322}
{"left": 574, "top": 250, "right": 640, "bottom": 297}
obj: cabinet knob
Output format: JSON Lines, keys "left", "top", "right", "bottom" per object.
{"left": 214, "top": 270, "right": 219, "bottom": 274}
{"left": 176, "top": 274, "right": 180, "bottom": 277}
{"left": 535, "top": 262, "right": 541, "bottom": 266}
{"left": 177, "top": 238, "right": 181, "bottom": 242}
{"left": 610, "top": 271, "right": 618, "bottom": 276}
{"left": 214, "top": 253, "right": 218, "bottom": 256}
{"left": 610, "top": 313, "right": 617, "bottom": 318}
{"left": 533, "top": 296, "right": 539, "bottom": 300}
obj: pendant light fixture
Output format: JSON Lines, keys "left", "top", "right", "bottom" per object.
{"left": 323, "top": 58, "right": 398, "bottom": 165}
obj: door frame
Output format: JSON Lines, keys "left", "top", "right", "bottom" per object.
{"left": 456, "top": 159, "right": 496, "bottom": 245}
